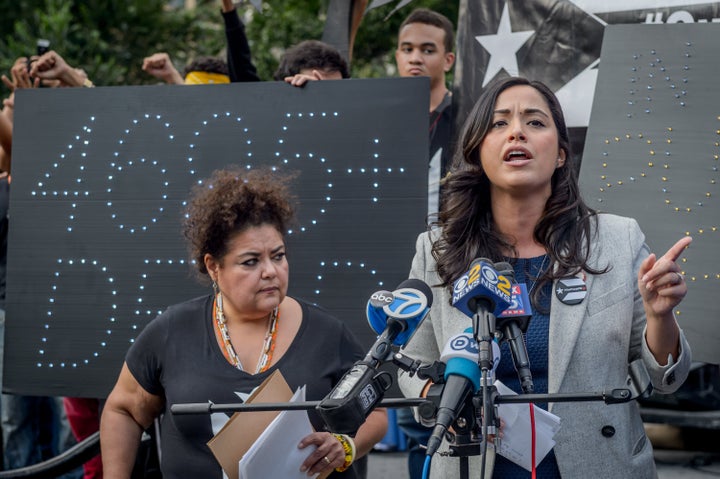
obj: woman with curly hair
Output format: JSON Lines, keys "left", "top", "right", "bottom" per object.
{"left": 101, "top": 167, "right": 387, "bottom": 478}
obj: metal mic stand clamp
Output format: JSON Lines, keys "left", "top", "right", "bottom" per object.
{"left": 445, "top": 392, "right": 487, "bottom": 458}
{"left": 392, "top": 352, "right": 447, "bottom": 425}
{"left": 395, "top": 350, "right": 487, "bottom": 479}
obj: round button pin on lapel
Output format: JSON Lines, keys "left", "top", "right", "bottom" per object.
{"left": 555, "top": 276, "right": 587, "bottom": 305}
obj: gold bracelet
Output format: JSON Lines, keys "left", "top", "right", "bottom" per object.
{"left": 333, "top": 433, "right": 356, "bottom": 472}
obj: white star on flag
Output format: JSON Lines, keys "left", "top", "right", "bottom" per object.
{"left": 475, "top": 2, "right": 535, "bottom": 86}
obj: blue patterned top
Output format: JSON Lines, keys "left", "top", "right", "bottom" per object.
{"left": 492, "top": 255, "right": 561, "bottom": 478}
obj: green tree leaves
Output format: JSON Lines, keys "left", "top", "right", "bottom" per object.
{"left": 1, "top": 0, "right": 457, "bottom": 96}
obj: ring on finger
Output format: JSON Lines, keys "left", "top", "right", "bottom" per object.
{"left": 323, "top": 456, "right": 331, "bottom": 466}
{"left": 675, "top": 272, "right": 684, "bottom": 284}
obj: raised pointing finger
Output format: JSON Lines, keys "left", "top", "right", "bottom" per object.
{"left": 660, "top": 236, "right": 692, "bottom": 264}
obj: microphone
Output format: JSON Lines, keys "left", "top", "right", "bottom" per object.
{"left": 425, "top": 329, "right": 500, "bottom": 457}
{"left": 495, "top": 262, "right": 535, "bottom": 394}
{"left": 366, "top": 278, "right": 434, "bottom": 349}
{"left": 317, "top": 279, "right": 433, "bottom": 435}
{"left": 498, "top": 281, "right": 533, "bottom": 332}
{"left": 452, "top": 258, "right": 512, "bottom": 371}
{"left": 451, "top": 258, "right": 513, "bottom": 319}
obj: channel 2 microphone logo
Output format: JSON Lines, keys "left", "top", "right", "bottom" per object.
{"left": 452, "top": 260, "right": 512, "bottom": 303}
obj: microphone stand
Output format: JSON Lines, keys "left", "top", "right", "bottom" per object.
{"left": 388, "top": 357, "right": 653, "bottom": 479}
{"left": 171, "top": 396, "right": 430, "bottom": 415}
{"left": 473, "top": 307, "right": 498, "bottom": 479}
{"left": 170, "top": 370, "right": 650, "bottom": 479}
{"left": 170, "top": 372, "right": 648, "bottom": 415}
{"left": 169, "top": 378, "right": 649, "bottom": 416}
{"left": 170, "top": 354, "right": 652, "bottom": 479}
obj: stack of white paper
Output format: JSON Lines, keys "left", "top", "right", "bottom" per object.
{"left": 239, "top": 386, "right": 319, "bottom": 479}
{"left": 494, "top": 380, "right": 562, "bottom": 472}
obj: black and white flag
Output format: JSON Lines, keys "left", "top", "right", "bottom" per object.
{"left": 454, "top": 0, "right": 720, "bottom": 157}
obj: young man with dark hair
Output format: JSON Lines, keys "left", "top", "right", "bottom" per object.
{"left": 395, "top": 8, "right": 456, "bottom": 216}
{"left": 274, "top": 40, "right": 350, "bottom": 86}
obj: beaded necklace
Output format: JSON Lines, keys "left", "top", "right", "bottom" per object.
{"left": 213, "top": 291, "right": 279, "bottom": 374}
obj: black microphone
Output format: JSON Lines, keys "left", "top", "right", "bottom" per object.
{"left": 317, "top": 279, "right": 433, "bottom": 435}
{"left": 425, "top": 329, "right": 500, "bottom": 457}
{"left": 494, "top": 262, "right": 534, "bottom": 394}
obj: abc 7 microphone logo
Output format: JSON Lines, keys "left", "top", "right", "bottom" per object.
{"left": 382, "top": 288, "right": 428, "bottom": 320}
{"left": 450, "top": 335, "right": 479, "bottom": 354}
{"left": 370, "top": 290, "right": 394, "bottom": 306}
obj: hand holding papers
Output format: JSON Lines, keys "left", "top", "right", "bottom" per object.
{"left": 208, "top": 371, "right": 333, "bottom": 479}
{"left": 495, "top": 380, "right": 561, "bottom": 471}
{"left": 207, "top": 371, "right": 325, "bottom": 479}
{"left": 239, "top": 386, "right": 320, "bottom": 479}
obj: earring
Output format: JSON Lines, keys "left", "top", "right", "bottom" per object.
{"left": 212, "top": 280, "right": 224, "bottom": 313}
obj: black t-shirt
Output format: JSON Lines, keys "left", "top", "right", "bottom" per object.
{"left": 428, "top": 92, "right": 454, "bottom": 214}
{"left": 127, "top": 295, "right": 367, "bottom": 478}
{"left": 429, "top": 91, "right": 454, "bottom": 179}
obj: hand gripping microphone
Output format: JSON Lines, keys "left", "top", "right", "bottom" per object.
{"left": 425, "top": 329, "right": 500, "bottom": 457}
{"left": 317, "top": 279, "right": 433, "bottom": 435}
{"left": 495, "top": 262, "right": 535, "bottom": 394}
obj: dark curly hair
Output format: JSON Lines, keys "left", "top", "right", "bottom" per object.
{"left": 272, "top": 40, "right": 350, "bottom": 81}
{"left": 183, "top": 167, "right": 297, "bottom": 278}
{"left": 183, "top": 56, "right": 229, "bottom": 77}
{"left": 434, "top": 77, "right": 606, "bottom": 309}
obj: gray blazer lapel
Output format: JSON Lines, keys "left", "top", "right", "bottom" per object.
{"left": 548, "top": 272, "right": 594, "bottom": 410}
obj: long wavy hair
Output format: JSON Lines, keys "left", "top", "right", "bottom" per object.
{"left": 433, "top": 77, "right": 606, "bottom": 308}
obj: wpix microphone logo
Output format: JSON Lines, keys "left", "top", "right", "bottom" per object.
{"left": 382, "top": 287, "right": 428, "bottom": 320}
{"left": 450, "top": 334, "right": 479, "bottom": 354}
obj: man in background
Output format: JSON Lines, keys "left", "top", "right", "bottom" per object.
{"left": 274, "top": 40, "right": 350, "bottom": 86}
{"left": 395, "top": 8, "right": 455, "bottom": 216}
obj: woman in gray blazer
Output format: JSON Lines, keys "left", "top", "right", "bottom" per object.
{"left": 397, "top": 76, "right": 692, "bottom": 479}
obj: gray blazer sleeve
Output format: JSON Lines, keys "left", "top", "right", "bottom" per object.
{"left": 619, "top": 214, "right": 691, "bottom": 394}
{"left": 397, "top": 231, "right": 441, "bottom": 399}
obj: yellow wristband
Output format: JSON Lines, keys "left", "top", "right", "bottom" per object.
{"left": 333, "top": 433, "right": 356, "bottom": 472}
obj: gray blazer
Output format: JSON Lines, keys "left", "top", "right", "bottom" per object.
{"left": 397, "top": 213, "right": 692, "bottom": 479}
